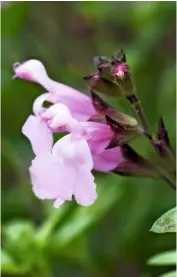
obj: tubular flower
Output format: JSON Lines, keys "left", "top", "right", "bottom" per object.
{"left": 13, "top": 59, "right": 97, "bottom": 121}
{"left": 13, "top": 59, "right": 138, "bottom": 207}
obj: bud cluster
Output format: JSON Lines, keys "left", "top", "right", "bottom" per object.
{"left": 84, "top": 49, "right": 176, "bottom": 189}
{"left": 84, "top": 49, "right": 135, "bottom": 98}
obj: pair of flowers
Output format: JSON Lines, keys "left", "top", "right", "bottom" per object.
{"left": 13, "top": 59, "right": 128, "bottom": 207}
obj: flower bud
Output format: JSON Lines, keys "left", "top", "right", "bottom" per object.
{"left": 111, "top": 50, "right": 135, "bottom": 97}
{"left": 90, "top": 91, "right": 138, "bottom": 128}
{"left": 157, "top": 116, "right": 171, "bottom": 153}
{"left": 105, "top": 115, "right": 141, "bottom": 146}
{"left": 154, "top": 117, "right": 175, "bottom": 168}
{"left": 112, "top": 60, "right": 135, "bottom": 96}
{"left": 84, "top": 73, "right": 124, "bottom": 97}
{"left": 115, "top": 48, "right": 126, "bottom": 63}
{"left": 93, "top": 56, "right": 110, "bottom": 68}
{"left": 98, "top": 63, "right": 115, "bottom": 82}
{"left": 93, "top": 56, "right": 115, "bottom": 82}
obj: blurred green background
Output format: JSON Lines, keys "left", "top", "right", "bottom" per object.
{"left": 1, "top": 2, "right": 176, "bottom": 277}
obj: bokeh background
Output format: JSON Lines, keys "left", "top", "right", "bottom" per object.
{"left": 1, "top": 2, "right": 176, "bottom": 277}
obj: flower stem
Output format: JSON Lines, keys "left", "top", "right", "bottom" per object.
{"left": 127, "top": 94, "right": 154, "bottom": 137}
{"left": 127, "top": 94, "right": 176, "bottom": 191}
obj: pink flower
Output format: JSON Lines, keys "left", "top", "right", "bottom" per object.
{"left": 93, "top": 147, "right": 122, "bottom": 172}
{"left": 14, "top": 59, "right": 123, "bottom": 207}
{"left": 80, "top": 121, "right": 113, "bottom": 155}
{"left": 29, "top": 134, "right": 97, "bottom": 207}
{"left": 13, "top": 60, "right": 96, "bottom": 121}
{"left": 23, "top": 102, "right": 114, "bottom": 157}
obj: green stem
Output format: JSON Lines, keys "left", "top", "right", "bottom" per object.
{"left": 127, "top": 95, "right": 154, "bottom": 137}
{"left": 127, "top": 94, "right": 176, "bottom": 191}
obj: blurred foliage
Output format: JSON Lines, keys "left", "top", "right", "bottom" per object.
{"left": 2, "top": 2, "right": 176, "bottom": 277}
{"left": 148, "top": 250, "right": 176, "bottom": 266}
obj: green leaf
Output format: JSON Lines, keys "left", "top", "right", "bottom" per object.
{"left": 1, "top": 249, "right": 29, "bottom": 274}
{"left": 3, "top": 220, "right": 35, "bottom": 243}
{"left": 148, "top": 250, "right": 176, "bottom": 266}
{"left": 150, "top": 207, "right": 176, "bottom": 233}
{"left": 159, "top": 271, "right": 177, "bottom": 277}
{"left": 3, "top": 220, "right": 36, "bottom": 263}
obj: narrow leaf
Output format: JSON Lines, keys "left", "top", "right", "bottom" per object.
{"left": 148, "top": 250, "right": 176, "bottom": 266}
{"left": 150, "top": 207, "right": 176, "bottom": 233}
{"left": 159, "top": 271, "right": 176, "bottom": 277}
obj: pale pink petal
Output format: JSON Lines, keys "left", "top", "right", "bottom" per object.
{"left": 74, "top": 167, "right": 97, "bottom": 206}
{"left": 33, "top": 92, "right": 60, "bottom": 116}
{"left": 93, "top": 147, "right": 122, "bottom": 172}
{"left": 13, "top": 59, "right": 49, "bottom": 85}
{"left": 41, "top": 103, "right": 78, "bottom": 131}
{"left": 29, "top": 153, "right": 75, "bottom": 201}
{"left": 32, "top": 187, "right": 54, "bottom": 200}
{"left": 81, "top": 122, "right": 113, "bottom": 155}
{"left": 41, "top": 103, "right": 72, "bottom": 121}
{"left": 32, "top": 93, "right": 50, "bottom": 115}
{"left": 13, "top": 59, "right": 96, "bottom": 121}
{"left": 45, "top": 81, "right": 96, "bottom": 121}
{"left": 22, "top": 115, "right": 53, "bottom": 155}
{"left": 52, "top": 134, "right": 93, "bottom": 170}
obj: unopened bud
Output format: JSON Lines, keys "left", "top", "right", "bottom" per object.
{"left": 111, "top": 49, "right": 135, "bottom": 97}
{"left": 154, "top": 117, "right": 175, "bottom": 168}
{"left": 105, "top": 115, "right": 141, "bottom": 146}
{"left": 116, "top": 48, "right": 126, "bottom": 63}
{"left": 93, "top": 56, "right": 114, "bottom": 82}
{"left": 98, "top": 63, "right": 115, "bottom": 82}
{"left": 112, "top": 60, "right": 135, "bottom": 96}
{"left": 93, "top": 56, "right": 110, "bottom": 68}
{"left": 84, "top": 73, "right": 124, "bottom": 97}
{"left": 90, "top": 91, "right": 139, "bottom": 129}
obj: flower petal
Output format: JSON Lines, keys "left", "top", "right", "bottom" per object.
{"left": 74, "top": 167, "right": 97, "bottom": 206}
{"left": 81, "top": 122, "right": 113, "bottom": 155}
{"left": 13, "top": 59, "right": 49, "bottom": 84}
{"left": 41, "top": 103, "right": 78, "bottom": 131}
{"left": 29, "top": 152, "right": 75, "bottom": 201}
{"left": 22, "top": 115, "right": 53, "bottom": 155}
{"left": 52, "top": 134, "right": 93, "bottom": 170}
{"left": 33, "top": 92, "right": 61, "bottom": 116}
{"left": 33, "top": 93, "right": 50, "bottom": 115}
{"left": 13, "top": 59, "right": 96, "bottom": 121}
{"left": 93, "top": 147, "right": 122, "bottom": 172}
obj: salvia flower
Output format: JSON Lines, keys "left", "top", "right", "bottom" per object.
{"left": 14, "top": 54, "right": 163, "bottom": 207}
{"left": 13, "top": 60, "right": 97, "bottom": 121}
